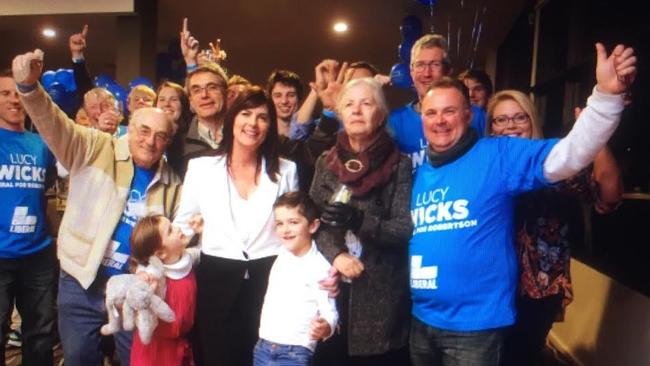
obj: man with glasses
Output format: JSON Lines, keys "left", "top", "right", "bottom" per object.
{"left": 388, "top": 34, "right": 487, "bottom": 170}
{"left": 180, "top": 63, "right": 228, "bottom": 174}
{"left": 12, "top": 49, "right": 182, "bottom": 366}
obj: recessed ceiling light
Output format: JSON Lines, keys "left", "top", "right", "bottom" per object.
{"left": 333, "top": 22, "right": 348, "bottom": 33}
{"left": 42, "top": 28, "right": 56, "bottom": 38}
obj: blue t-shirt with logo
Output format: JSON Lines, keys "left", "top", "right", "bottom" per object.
{"left": 0, "top": 128, "right": 54, "bottom": 258}
{"left": 101, "top": 163, "right": 155, "bottom": 277}
{"left": 409, "top": 136, "right": 558, "bottom": 331}
{"left": 388, "top": 102, "right": 487, "bottom": 171}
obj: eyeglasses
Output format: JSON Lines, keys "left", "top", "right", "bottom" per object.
{"left": 491, "top": 113, "right": 530, "bottom": 126}
{"left": 134, "top": 124, "right": 170, "bottom": 144}
{"left": 189, "top": 83, "right": 224, "bottom": 96}
{"left": 411, "top": 60, "right": 445, "bottom": 73}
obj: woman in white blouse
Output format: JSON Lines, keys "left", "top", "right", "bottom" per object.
{"left": 174, "top": 86, "right": 298, "bottom": 366}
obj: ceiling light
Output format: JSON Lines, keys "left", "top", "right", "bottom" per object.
{"left": 42, "top": 28, "right": 56, "bottom": 38}
{"left": 333, "top": 22, "right": 348, "bottom": 33}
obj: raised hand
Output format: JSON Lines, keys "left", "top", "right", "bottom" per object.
{"left": 12, "top": 49, "right": 44, "bottom": 85}
{"left": 69, "top": 24, "right": 88, "bottom": 60}
{"left": 310, "top": 60, "right": 348, "bottom": 110}
{"left": 313, "top": 59, "right": 339, "bottom": 91}
{"left": 595, "top": 42, "right": 636, "bottom": 95}
{"left": 373, "top": 73, "right": 391, "bottom": 86}
{"left": 96, "top": 110, "right": 120, "bottom": 134}
{"left": 180, "top": 18, "right": 199, "bottom": 66}
{"left": 209, "top": 39, "right": 227, "bottom": 63}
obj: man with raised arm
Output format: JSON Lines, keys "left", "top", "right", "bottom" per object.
{"left": 12, "top": 49, "right": 182, "bottom": 366}
{"left": 408, "top": 43, "right": 636, "bottom": 366}
{"left": 178, "top": 18, "right": 229, "bottom": 176}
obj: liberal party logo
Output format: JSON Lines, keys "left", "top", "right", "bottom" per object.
{"left": 102, "top": 240, "right": 129, "bottom": 271}
{"left": 10, "top": 206, "right": 37, "bottom": 234}
{"left": 411, "top": 255, "right": 438, "bottom": 290}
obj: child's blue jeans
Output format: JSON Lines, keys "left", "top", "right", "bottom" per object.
{"left": 253, "top": 338, "right": 313, "bottom": 366}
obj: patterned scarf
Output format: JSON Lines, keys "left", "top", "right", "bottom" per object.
{"left": 325, "top": 130, "right": 401, "bottom": 197}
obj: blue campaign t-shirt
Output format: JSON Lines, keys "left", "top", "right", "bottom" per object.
{"left": 409, "top": 136, "right": 558, "bottom": 331}
{"left": 100, "top": 163, "right": 155, "bottom": 277}
{"left": 0, "top": 128, "right": 54, "bottom": 258}
{"left": 388, "top": 102, "right": 487, "bottom": 171}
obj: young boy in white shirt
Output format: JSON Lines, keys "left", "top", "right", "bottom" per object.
{"left": 254, "top": 192, "right": 338, "bottom": 366}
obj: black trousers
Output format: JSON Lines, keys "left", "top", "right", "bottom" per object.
{"left": 195, "top": 253, "right": 275, "bottom": 366}
{"left": 0, "top": 245, "right": 57, "bottom": 366}
{"left": 501, "top": 294, "right": 563, "bottom": 366}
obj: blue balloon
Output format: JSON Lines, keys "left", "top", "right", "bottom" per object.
{"left": 128, "top": 76, "right": 154, "bottom": 91}
{"left": 94, "top": 74, "right": 114, "bottom": 88}
{"left": 55, "top": 68, "right": 76, "bottom": 92}
{"left": 390, "top": 63, "right": 413, "bottom": 89}
{"left": 400, "top": 15, "right": 423, "bottom": 42}
{"left": 415, "top": 0, "right": 437, "bottom": 5}
{"left": 106, "top": 83, "right": 127, "bottom": 111}
{"left": 41, "top": 70, "right": 56, "bottom": 89}
{"left": 399, "top": 40, "right": 415, "bottom": 64}
{"left": 46, "top": 82, "right": 66, "bottom": 104}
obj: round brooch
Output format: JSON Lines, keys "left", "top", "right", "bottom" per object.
{"left": 344, "top": 159, "right": 364, "bottom": 173}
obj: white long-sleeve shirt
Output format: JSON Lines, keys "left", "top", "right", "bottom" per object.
{"left": 544, "top": 87, "right": 624, "bottom": 182}
{"left": 258, "top": 242, "right": 338, "bottom": 352}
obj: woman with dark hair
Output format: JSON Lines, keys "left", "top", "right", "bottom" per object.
{"left": 173, "top": 85, "right": 298, "bottom": 366}
{"left": 309, "top": 78, "right": 413, "bottom": 366}
{"left": 155, "top": 81, "right": 193, "bottom": 177}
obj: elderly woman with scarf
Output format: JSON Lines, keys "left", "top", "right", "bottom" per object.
{"left": 309, "top": 78, "right": 413, "bottom": 366}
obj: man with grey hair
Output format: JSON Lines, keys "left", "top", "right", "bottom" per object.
{"left": 12, "top": 49, "right": 182, "bottom": 366}
{"left": 83, "top": 87, "right": 125, "bottom": 136}
{"left": 388, "top": 34, "right": 487, "bottom": 170}
{"left": 178, "top": 18, "right": 230, "bottom": 176}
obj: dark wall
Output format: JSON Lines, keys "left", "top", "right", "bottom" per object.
{"left": 497, "top": 0, "right": 650, "bottom": 296}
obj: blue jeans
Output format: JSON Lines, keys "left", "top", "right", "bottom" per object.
{"left": 409, "top": 316, "right": 504, "bottom": 366}
{"left": 253, "top": 338, "right": 314, "bottom": 366}
{"left": 57, "top": 270, "right": 133, "bottom": 366}
{"left": 0, "top": 245, "right": 56, "bottom": 366}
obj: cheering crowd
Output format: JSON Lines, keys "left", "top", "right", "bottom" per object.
{"left": 0, "top": 16, "right": 636, "bottom": 366}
